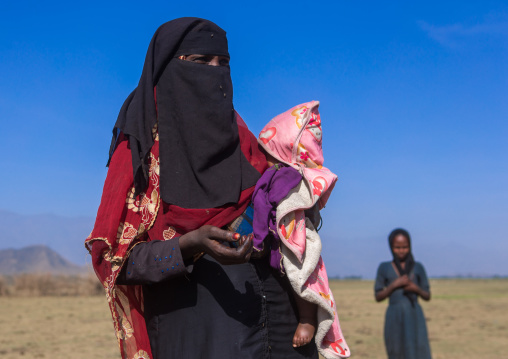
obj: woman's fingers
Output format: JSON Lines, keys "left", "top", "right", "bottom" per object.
{"left": 207, "top": 233, "right": 253, "bottom": 265}
{"left": 194, "top": 225, "right": 254, "bottom": 265}
{"left": 205, "top": 225, "right": 240, "bottom": 244}
{"left": 242, "top": 234, "right": 254, "bottom": 261}
{"left": 236, "top": 234, "right": 253, "bottom": 259}
{"left": 181, "top": 225, "right": 248, "bottom": 262}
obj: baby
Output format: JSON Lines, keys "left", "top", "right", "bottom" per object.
{"left": 251, "top": 101, "right": 334, "bottom": 348}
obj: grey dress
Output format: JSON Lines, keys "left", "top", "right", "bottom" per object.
{"left": 374, "top": 261, "right": 432, "bottom": 359}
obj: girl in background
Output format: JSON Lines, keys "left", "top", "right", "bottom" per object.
{"left": 375, "top": 228, "right": 432, "bottom": 359}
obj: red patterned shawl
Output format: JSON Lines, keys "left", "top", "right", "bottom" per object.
{"left": 85, "top": 114, "right": 267, "bottom": 359}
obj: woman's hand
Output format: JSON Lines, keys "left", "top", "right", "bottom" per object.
{"left": 403, "top": 280, "right": 432, "bottom": 301}
{"left": 375, "top": 275, "right": 410, "bottom": 302}
{"left": 375, "top": 275, "right": 409, "bottom": 302}
{"left": 179, "top": 225, "right": 253, "bottom": 265}
{"left": 403, "top": 281, "right": 420, "bottom": 293}
{"left": 391, "top": 275, "right": 410, "bottom": 289}
{"left": 376, "top": 275, "right": 431, "bottom": 302}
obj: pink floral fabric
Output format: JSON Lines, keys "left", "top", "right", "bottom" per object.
{"left": 258, "top": 101, "right": 350, "bottom": 358}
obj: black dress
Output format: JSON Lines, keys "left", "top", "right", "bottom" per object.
{"left": 119, "top": 240, "right": 318, "bottom": 359}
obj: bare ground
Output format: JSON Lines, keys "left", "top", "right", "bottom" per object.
{"left": 0, "top": 279, "right": 506, "bottom": 359}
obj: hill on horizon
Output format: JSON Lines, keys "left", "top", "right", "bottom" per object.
{"left": 0, "top": 209, "right": 94, "bottom": 266}
{"left": 0, "top": 245, "right": 84, "bottom": 275}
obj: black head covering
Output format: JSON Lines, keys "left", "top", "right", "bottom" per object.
{"left": 109, "top": 18, "right": 260, "bottom": 208}
{"left": 388, "top": 228, "right": 416, "bottom": 304}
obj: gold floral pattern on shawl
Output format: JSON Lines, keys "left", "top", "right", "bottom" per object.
{"left": 126, "top": 188, "right": 143, "bottom": 213}
{"left": 126, "top": 188, "right": 158, "bottom": 225}
{"left": 163, "top": 226, "right": 176, "bottom": 240}
{"left": 117, "top": 314, "right": 134, "bottom": 340}
{"left": 149, "top": 152, "right": 160, "bottom": 177}
{"left": 133, "top": 350, "right": 150, "bottom": 359}
{"left": 103, "top": 274, "right": 116, "bottom": 303}
{"left": 103, "top": 251, "right": 124, "bottom": 272}
{"left": 140, "top": 189, "right": 158, "bottom": 224}
{"left": 117, "top": 222, "right": 137, "bottom": 245}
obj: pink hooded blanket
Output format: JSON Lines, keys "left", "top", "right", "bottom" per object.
{"left": 258, "top": 101, "right": 350, "bottom": 358}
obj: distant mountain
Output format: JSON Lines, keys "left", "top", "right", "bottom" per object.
{"left": 0, "top": 245, "right": 83, "bottom": 275}
{"left": 0, "top": 210, "right": 95, "bottom": 266}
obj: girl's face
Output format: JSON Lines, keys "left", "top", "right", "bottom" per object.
{"left": 391, "top": 234, "right": 410, "bottom": 261}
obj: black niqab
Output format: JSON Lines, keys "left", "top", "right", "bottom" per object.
{"left": 109, "top": 18, "right": 260, "bottom": 208}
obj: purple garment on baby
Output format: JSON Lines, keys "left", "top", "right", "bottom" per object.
{"left": 252, "top": 165, "right": 302, "bottom": 273}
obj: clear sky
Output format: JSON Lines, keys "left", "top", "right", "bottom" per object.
{"left": 1, "top": 1, "right": 507, "bottom": 276}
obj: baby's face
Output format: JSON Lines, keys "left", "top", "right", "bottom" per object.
{"left": 264, "top": 151, "right": 280, "bottom": 167}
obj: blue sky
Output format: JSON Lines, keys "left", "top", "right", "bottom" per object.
{"left": 1, "top": 1, "right": 507, "bottom": 276}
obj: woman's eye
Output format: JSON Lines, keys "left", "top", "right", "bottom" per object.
{"left": 220, "top": 59, "right": 230, "bottom": 66}
{"left": 192, "top": 57, "right": 208, "bottom": 63}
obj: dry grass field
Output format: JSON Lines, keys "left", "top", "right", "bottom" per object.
{"left": 330, "top": 279, "right": 508, "bottom": 359}
{"left": 0, "top": 279, "right": 506, "bottom": 359}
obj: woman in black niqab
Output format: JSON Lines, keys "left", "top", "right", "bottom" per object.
{"left": 110, "top": 17, "right": 260, "bottom": 208}
{"left": 94, "top": 17, "right": 319, "bottom": 359}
